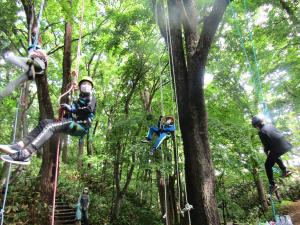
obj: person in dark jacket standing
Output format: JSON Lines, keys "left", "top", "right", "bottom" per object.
{"left": 252, "top": 116, "right": 292, "bottom": 192}
{"left": 0, "top": 76, "right": 96, "bottom": 162}
{"left": 79, "top": 187, "right": 90, "bottom": 225}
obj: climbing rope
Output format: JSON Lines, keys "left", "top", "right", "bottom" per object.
{"left": 32, "top": 0, "right": 46, "bottom": 48}
{"left": 0, "top": 100, "right": 20, "bottom": 225}
{"left": 58, "top": 0, "right": 85, "bottom": 104}
{"left": 0, "top": 0, "right": 47, "bottom": 221}
{"left": 163, "top": 0, "right": 192, "bottom": 223}
{"left": 154, "top": 3, "right": 169, "bottom": 224}
{"left": 228, "top": 0, "right": 269, "bottom": 115}
{"left": 52, "top": 1, "right": 85, "bottom": 224}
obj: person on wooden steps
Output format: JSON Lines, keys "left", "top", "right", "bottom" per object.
{"left": 0, "top": 77, "right": 96, "bottom": 162}
{"left": 141, "top": 115, "right": 175, "bottom": 155}
{"left": 79, "top": 187, "right": 90, "bottom": 225}
{"left": 252, "top": 115, "right": 293, "bottom": 193}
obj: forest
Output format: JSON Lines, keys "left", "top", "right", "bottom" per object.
{"left": 0, "top": 0, "right": 299, "bottom": 225}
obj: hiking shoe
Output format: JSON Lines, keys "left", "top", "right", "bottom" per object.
{"left": 141, "top": 138, "right": 150, "bottom": 143}
{"left": 281, "top": 171, "right": 292, "bottom": 178}
{"left": 269, "top": 184, "right": 279, "bottom": 193}
{"left": 0, "top": 144, "right": 23, "bottom": 154}
{"left": 9, "top": 149, "right": 31, "bottom": 162}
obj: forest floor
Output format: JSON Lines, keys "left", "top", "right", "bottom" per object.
{"left": 280, "top": 200, "right": 300, "bottom": 225}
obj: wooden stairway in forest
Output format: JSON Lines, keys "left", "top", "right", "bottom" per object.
{"left": 52, "top": 199, "right": 77, "bottom": 225}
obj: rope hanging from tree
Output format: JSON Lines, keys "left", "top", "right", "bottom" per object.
{"left": 228, "top": 1, "right": 284, "bottom": 222}
{"left": 228, "top": 0, "right": 270, "bottom": 116}
{"left": 0, "top": 100, "right": 20, "bottom": 225}
{"left": 52, "top": 1, "right": 85, "bottom": 224}
{"left": 0, "top": 1, "right": 47, "bottom": 223}
{"left": 162, "top": 0, "right": 193, "bottom": 223}
{"left": 32, "top": 0, "right": 46, "bottom": 48}
{"left": 58, "top": 0, "right": 85, "bottom": 105}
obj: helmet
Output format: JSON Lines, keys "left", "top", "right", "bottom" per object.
{"left": 79, "top": 76, "right": 94, "bottom": 88}
{"left": 165, "top": 116, "right": 174, "bottom": 124}
{"left": 28, "top": 44, "right": 41, "bottom": 51}
{"left": 83, "top": 187, "right": 89, "bottom": 193}
{"left": 252, "top": 116, "right": 263, "bottom": 127}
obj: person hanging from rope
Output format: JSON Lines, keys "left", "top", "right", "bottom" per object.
{"left": 141, "top": 115, "right": 175, "bottom": 155}
{"left": 79, "top": 187, "right": 90, "bottom": 225}
{"left": 252, "top": 115, "right": 292, "bottom": 193}
{"left": 0, "top": 34, "right": 48, "bottom": 101}
{"left": 0, "top": 76, "right": 96, "bottom": 162}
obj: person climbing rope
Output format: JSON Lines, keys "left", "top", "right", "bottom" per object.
{"left": 0, "top": 34, "right": 48, "bottom": 100}
{"left": 79, "top": 187, "right": 90, "bottom": 225}
{"left": 252, "top": 115, "right": 292, "bottom": 193}
{"left": 0, "top": 76, "right": 96, "bottom": 162}
{"left": 141, "top": 115, "right": 175, "bottom": 155}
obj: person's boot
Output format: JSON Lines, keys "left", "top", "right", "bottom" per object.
{"left": 0, "top": 143, "right": 23, "bottom": 154}
{"left": 141, "top": 137, "right": 150, "bottom": 143}
{"left": 269, "top": 184, "right": 279, "bottom": 193}
{"left": 281, "top": 170, "right": 292, "bottom": 177}
{"left": 9, "top": 149, "right": 31, "bottom": 162}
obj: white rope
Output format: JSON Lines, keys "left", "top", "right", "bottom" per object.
{"left": 0, "top": 98, "right": 20, "bottom": 225}
{"left": 164, "top": 0, "right": 192, "bottom": 223}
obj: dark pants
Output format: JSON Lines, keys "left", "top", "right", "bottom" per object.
{"left": 82, "top": 210, "right": 88, "bottom": 225}
{"left": 22, "top": 119, "right": 87, "bottom": 153}
{"left": 265, "top": 151, "right": 287, "bottom": 186}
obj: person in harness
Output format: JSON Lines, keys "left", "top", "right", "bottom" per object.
{"left": 0, "top": 76, "right": 96, "bottom": 162}
{"left": 141, "top": 115, "right": 175, "bottom": 155}
{"left": 252, "top": 115, "right": 292, "bottom": 193}
{"left": 0, "top": 34, "right": 48, "bottom": 100}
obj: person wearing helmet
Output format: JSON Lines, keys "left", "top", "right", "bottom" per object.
{"left": 252, "top": 115, "right": 292, "bottom": 192}
{"left": 79, "top": 187, "right": 90, "bottom": 225}
{"left": 0, "top": 34, "right": 48, "bottom": 100}
{"left": 141, "top": 115, "right": 175, "bottom": 155}
{"left": 0, "top": 77, "right": 96, "bottom": 162}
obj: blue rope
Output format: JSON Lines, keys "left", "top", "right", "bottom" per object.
{"left": 32, "top": 0, "right": 46, "bottom": 49}
{"left": 228, "top": 1, "right": 270, "bottom": 116}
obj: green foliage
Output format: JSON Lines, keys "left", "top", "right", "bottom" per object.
{"left": 0, "top": 0, "right": 299, "bottom": 224}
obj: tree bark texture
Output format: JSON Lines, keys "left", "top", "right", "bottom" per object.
{"left": 21, "top": 0, "right": 58, "bottom": 204}
{"left": 155, "top": 0, "right": 229, "bottom": 224}
{"left": 61, "top": 21, "right": 73, "bottom": 163}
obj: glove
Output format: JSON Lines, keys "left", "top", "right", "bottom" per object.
{"left": 26, "top": 58, "right": 34, "bottom": 65}
{"left": 60, "top": 103, "right": 72, "bottom": 112}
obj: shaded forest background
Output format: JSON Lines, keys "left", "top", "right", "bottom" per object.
{"left": 0, "top": 0, "right": 299, "bottom": 224}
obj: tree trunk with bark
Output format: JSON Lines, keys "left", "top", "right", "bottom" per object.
{"left": 21, "top": 0, "right": 58, "bottom": 204}
{"left": 252, "top": 167, "right": 268, "bottom": 212}
{"left": 61, "top": 20, "right": 73, "bottom": 163}
{"left": 155, "top": 0, "right": 229, "bottom": 224}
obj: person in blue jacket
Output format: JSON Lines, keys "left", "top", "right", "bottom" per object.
{"left": 0, "top": 76, "right": 96, "bottom": 162}
{"left": 141, "top": 115, "right": 175, "bottom": 155}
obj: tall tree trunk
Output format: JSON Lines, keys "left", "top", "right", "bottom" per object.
{"left": 61, "top": 20, "right": 73, "bottom": 163}
{"left": 78, "top": 139, "right": 84, "bottom": 170}
{"left": 155, "top": 0, "right": 229, "bottom": 224}
{"left": 252, "top": 167, "right": 268, "bottom": 212}
{"left": 20, "top": 0, "right": 59, "bottom": 206}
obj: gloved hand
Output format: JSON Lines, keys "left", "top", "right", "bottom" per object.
{"left": 26, "top": 58, "right": 34, "bottom": 65}
{"left": 60, "top": 103, "right": 72, "bottom": 112}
